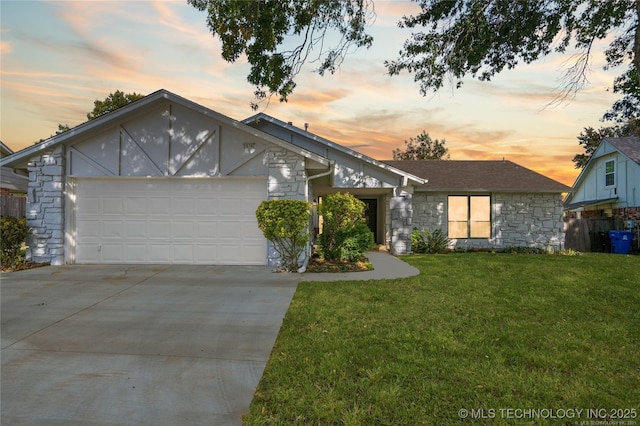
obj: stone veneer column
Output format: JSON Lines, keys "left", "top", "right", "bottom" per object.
{"left": 26, "top": 145, "right": 65, "bottom": 265}
{"left": 266, "top": 146, "right": 307, "bottom": 267}
{"left": 389, "top": 188, "right": 413, "bottom": 255}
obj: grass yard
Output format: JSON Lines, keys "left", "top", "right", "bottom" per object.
{"left": 245, "top": 253, "right": 639, "bottom": 425}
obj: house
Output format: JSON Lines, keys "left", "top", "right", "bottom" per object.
{"left": 0, "top": 89, "right": 424, "bottom": 266}
{"left": 1, "top": 141, "right": 29, "bottom": 195}
{"left": 564, "top": 136, "right": 640, "bottom": 251}
{"left": 385, "top": 160, "right": 571, "bottom": 251}
{"left": 564, "top": 137, "right": 640, "bottom": 218}
{"left": 1, "top": 141, "right": 28, "bottom": 218}
{"left": 0, "top": 89, "right": 571, "bottom": 266}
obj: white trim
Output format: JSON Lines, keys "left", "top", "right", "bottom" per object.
{"left": 604, "top": 158, "right": 616, "bottom": 188}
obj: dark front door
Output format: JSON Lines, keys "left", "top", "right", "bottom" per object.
{"left": 361, "top": 198, "right": 378, "bottom": 243}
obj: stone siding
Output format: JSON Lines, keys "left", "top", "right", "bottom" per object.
{"left": 388, "top": 190, "right": 413, "bottom": 255}
{"left": 412, "top": 192, "right": 565, "bottom": 251}
{"left": 26, "top": 145, "right": 65, "bottom": 265}
{"left": 266, "top": 146, "right": 308, "bottom": 267}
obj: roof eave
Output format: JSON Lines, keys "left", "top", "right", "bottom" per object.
{"left": 243, "top": 113, "right": 426, "bottom": 185}
{"left": 416, "top": 187, "right": 570, "bottom": 193}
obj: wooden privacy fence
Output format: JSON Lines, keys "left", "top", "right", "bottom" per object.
{"left": 0, "top": 195, "right": 26, "bottom": 218}
{"left": 564, "top": 217, "right": 625, "bottom": 252}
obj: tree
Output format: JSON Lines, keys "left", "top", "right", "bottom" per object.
{"left": 86, "top": 90, "right": 144, "bottom": 120}
{"left": 41, "top": 90, "right": 145, "bottom": 142}
{"left": 188, "top": 0, "right": 374, "bottom": 109}
{"left": 387, "top": 0, "right": 639, "bottom": 99}
{"left": 602, "top": 67, "right": 640, "bottom": 123}
{"left": 573, "top": 61, "right": 639, "bottom": 169}
{"left": 392, "top": 131, "right": 449, "bottom": 160}
{"left": 191, "top": 0, "right": 639, "bottom": 106}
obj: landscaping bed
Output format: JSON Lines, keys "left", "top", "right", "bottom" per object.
{"left": 304, "top": 255, "right": 373, "bottom": 273}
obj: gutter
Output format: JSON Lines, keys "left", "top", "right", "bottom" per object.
{"left": 298, "top": 160, "right": 334, "bottom": 274}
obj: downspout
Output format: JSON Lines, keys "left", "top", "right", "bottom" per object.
{"left": 298, "top": 160, "right": 335, "bottom": 273}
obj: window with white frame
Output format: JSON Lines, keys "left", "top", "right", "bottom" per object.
{"left": 447, "top": 195, "right": 491, "bottom": 239}
{"left": 605, "top": 160, "right": 615, "bottom": 187}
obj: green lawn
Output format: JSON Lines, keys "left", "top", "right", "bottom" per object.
{"left": 244, "top": 253, "right": 639, "bottom": 425}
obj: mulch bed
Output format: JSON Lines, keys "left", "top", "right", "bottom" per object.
{"left": 305, "top": 256, "right": 373, "bottom": 273}
{"left": 1, "top": 262, "right": 49, "bottom": 273}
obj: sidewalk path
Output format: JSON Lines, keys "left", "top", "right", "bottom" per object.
{"left": 300, "top": 251, "right": 420, "bottom": 282}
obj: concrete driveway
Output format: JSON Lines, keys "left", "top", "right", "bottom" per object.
{"left": 1, "top": 265, "right": 299, "bottom": 425}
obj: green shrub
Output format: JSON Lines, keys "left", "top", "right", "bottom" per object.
{"left": 422, "top": 229, "right": 451, "bottom": 254}
{"left": 318, "top": 193, "right": 372, "bottom": 261}
{"left": 256, "top": 199, "right": 311, "bottom": 272}
{"left": 411, "top": 228, "right": 427, "bottom": 253}
{"left": 1, "top": 217, "right": 29, "bottom": 269}
{"left": 410, "top": 228, "right": 450, "bottom": 254}
{"left": 336, "top": 222, "right": 375, "bottom": 262}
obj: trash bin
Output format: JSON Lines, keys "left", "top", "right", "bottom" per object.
{"left": 609, "top": 230, "right": 634, "bottom": 254}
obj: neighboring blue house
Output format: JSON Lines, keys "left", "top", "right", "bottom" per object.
{"left": 564, "top": 136, "right": 640, "bottom": 252}
{"left": 564, "top": 137, "right": 640, "bottom": 217}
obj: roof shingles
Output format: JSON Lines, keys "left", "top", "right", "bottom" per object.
{"left": 385, "top": 160, "right": 571, "bottom": 193}
{"left": 605, "top": 137, "right": 640, "bottom": 165}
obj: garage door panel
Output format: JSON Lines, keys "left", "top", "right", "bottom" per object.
{"left": 149, "top": 221, "right": 172, "bottom": 238}
{"left": 173, "top": 221, "right": 194, "bottom": 238}
{"left": 101, "top": 244, "right": 125, "bottom": 262}
{"left": 124, "top": 198, "right": 146, "bottom": 215}
{"left": 126, "top": 221, "right": 147, "bottom": 238}
{"left": 125, "top": 245, "right": 147, "bottom": 263}
{"left": 79, "top": 198, "right": 100, "bottom": 214}
{"left": 195, "top": 199, "right": 217, "bottom": 215}
{"left": 150, "top": 245, "right": 172, "bottom": 262}
{"left": 76, "top": 220, "right": 99, "bottom": 238}
{"left": 173, "top": 199, "right": 195, "bottom": 216}
{"left": 102, "top": 221, "right": 124, "bottom": 238}
{"left": 102, "top": 198, "right": 124, "bottom": 214}
{"left": 149, "top": 199, "right": 171, "bottom": 215}
{"left": 173, "top": 245, "right": 194, "bottom": 262}
{"left": 75, "top": 244, "right": 99, "bottom": 263}
{"left": 73, "top": 178, "right": 266, "bottom": 265}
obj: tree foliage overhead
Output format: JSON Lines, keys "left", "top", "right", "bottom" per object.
{"left": 602, "top": 67, "right": 640, "bottom": 123}
{"left": 387, "top": 0, "right": 639, "bottom": 98}
{"left": 392, "top": 131, "right": 449, "bottom": 160}
{"left": 191, "top": 0, "right": 639, "bottom": 105}
{"left": 188, "top": 0, "right": 374, "bottom": 109}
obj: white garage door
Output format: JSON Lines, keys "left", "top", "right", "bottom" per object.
{"left": 73, "top": 178, "right": 267, "bottom": 265}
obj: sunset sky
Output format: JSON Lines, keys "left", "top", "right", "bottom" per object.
{"left": 1, "top": 1, "right": 625, "bottom": 186}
